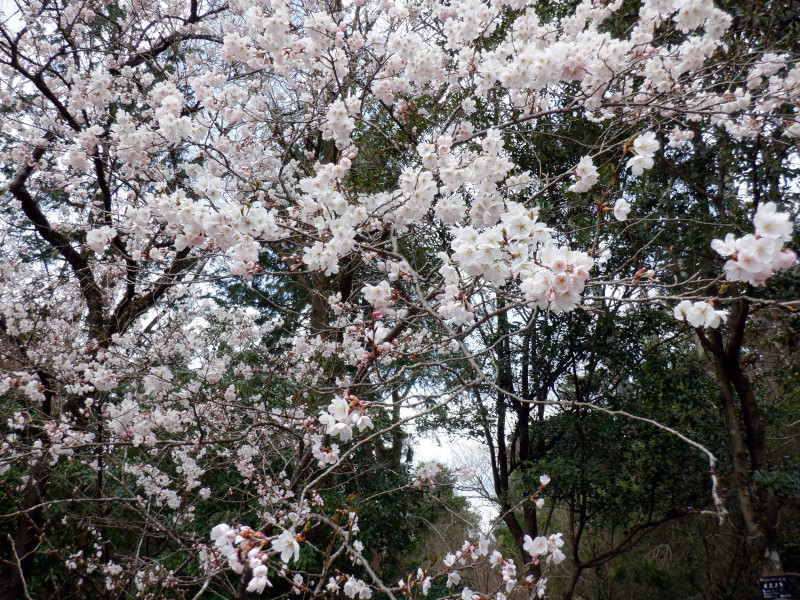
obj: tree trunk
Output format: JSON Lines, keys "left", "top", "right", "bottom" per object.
{"left": 698, "top": 307, "right": 784, "bottom": 577}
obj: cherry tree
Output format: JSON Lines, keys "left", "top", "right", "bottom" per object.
{"left": 0, "top": 0, "right": 797, "bottom": 598}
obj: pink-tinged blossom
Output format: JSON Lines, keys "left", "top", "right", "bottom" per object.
{"left": 292, "top": 573, "right": 304, "bottom": 594}
{"left": 413, "top": 462, "right": 442, "bottom": 488}
{"left": 712, "top": 203, "right": 796, "bottom": 285}
{"left": 519, "top": 246, "right": 594, "bottom": 313}
{"left": 343, "top": 577, "right": 372, "bottom": 599}
{"left": 1, "top": 0, "right": 787, "bottom": 595}
{"left": 456, "top": 465, "right": 477, "bottom": 481}
{"left": 673, "top": 300, "right": 728, "bottom": 329}
{"left": 86, "top": 226, "right": 116, "bottom": 255}
{"left": 711, "top": 233, "right": 737, "bottom": 256}
{"left": 210, "top": 523, "right": 236, "bottom": 547}
{"left": 362, "top": 281, "right": 395, "bottom": 313}
{"left": 489, "top": 550, "right": 503, "bottom": 567}
{"left": 272, "top": 530, "right": 301, "bottom": 564}
{"left": 246, "top": 565, "right": 272, "bottom": 593}
{"left": 568, "top": 156, "right": 599, "bottom": 193}
{"left": 754, "top": 202, "right": 793, "bottom": 241}
{"left": 322, "top": 100, "right": 355, "bottom": 149}
{"left": 668, "top": 128, "right": 695, "bottom": 148}
{"left": 523, "top": 534, "right": 549, "bottom": 557}
{"left": 500, "top": 560, "right": 517, "bottom": 589}
{"left": 546, "top": 533, "right": 566, "bottom": 564}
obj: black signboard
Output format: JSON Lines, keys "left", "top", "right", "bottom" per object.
{"left": 760, "top": 576, "right": 799, "bottom": 600}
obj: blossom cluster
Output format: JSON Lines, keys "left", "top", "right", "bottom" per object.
{"left": 674, "top": 300, "right": 728, "bottom": 329}
{"left": 447, "top": 198, "right": 595, "bottom": 313}
{"left": 437, "top": 530, "right": 555, "bottom": 600}
{"left": 210, "top": 524, "right": 301, "bottom": 592}
{"left": 712, "top": 202, "right": 796, "bottom": 286}
{"left": 412, "top": 461, "right": 443, "bottom": 489}
{"left": 3, "top": 0, "right": 799, "bottom": 594}
{"left": 318, "top": 392, "right": 375, "bottom": 443}
{"left": 523, "top": 533, "right": 567, "bottom": 565}
{"left": 626, "top": 132, "right": 660, "bottom": 176}
{"left": 568, "top": 156, "right": 599, "bottom": 194}
{"left": 86, "top": 226, "right": 116, "bottom": 255}
{"left": 519, "top": 244, "right": 595, "bottom": 312}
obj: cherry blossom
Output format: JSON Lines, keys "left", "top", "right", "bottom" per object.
{"left": 568, "top": 156, "right": 600, "bottom": 193}
{"left": 272, "top": 530, "right": 301, "bottom": 564}
{"left": 712, "top": 203, "right": 796, "bottom": 286}
{"left": 613, "top": 198, "right": 632, "bottom": 222}
{"left": 1, "top": 0, "right": 797, "bottom": 594}
{"left": 85, "top": 226, "right": 116, "bottom": 255}
{"left": 674, "top": 300, "right": 728, "bottom": 329}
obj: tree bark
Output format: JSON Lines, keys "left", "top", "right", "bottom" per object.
{"left": 697, "top": 305, "right": 784, "bottom": 577}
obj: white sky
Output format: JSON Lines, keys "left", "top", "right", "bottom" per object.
{"left": 414, "top": 431, "right": 499, "bottom": 531}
